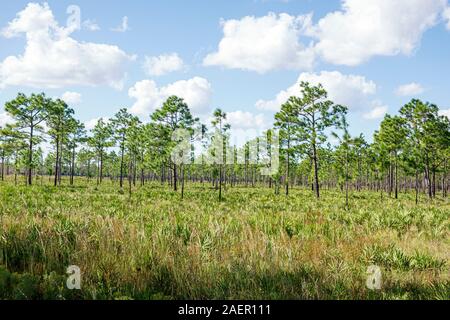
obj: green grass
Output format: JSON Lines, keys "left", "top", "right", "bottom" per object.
{"left": 0, "top": 177, "right": 449, "bottom": 300}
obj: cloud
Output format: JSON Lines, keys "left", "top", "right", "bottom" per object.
{"left": 62, "top": 91, "right": 82, "bottom": 105}
{"left": 395, "top": 82, "right": 425, "bottom": 96}
{"left": 206, "top": 110, "right": 271, "bottom": 148}
{"left": 439, "top": 108, "right": 450, "bottom": 118}
{"left": 443, "top": 6, "right": 450, "bottom": 30}
{"left": 204, "top": 1, "right": 448, "bottom": 71}
{"left": 84, "top": 117, "right": 110, "bottom": 131}
{"left": 129, "top": 77, "right": 212, "bottom": 116}
{"left": 310, "top": 0, "right": 446, "bottom": 66}
{"left": 363, "top": 102, "right": 388, "bottom": 120}
{"left": 226, "top": 111, "right": 268, "bottom": 130}
{"left": 0, "top": 112, "right": 14, "bottom": 127}
{"left": 203, "top": 13, "right": 315, "bottom": 73}
{"left": 0, "top": 3, "right": 134, "bottom": 90}
{"left": 112, "top": 16, "right": 130, "bottom": 32}
{"left": 256, "top": 71, "right": 377, "bottom": 112}
{"left": 84, "top": 118, "right": 98, "bottom": 131}
{"left": 143, "top": 53, "right": 185, "bottom": 76}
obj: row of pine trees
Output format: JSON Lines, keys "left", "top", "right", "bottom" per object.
{"left": 0, "top": 82, "right": 449, "bottom": 203}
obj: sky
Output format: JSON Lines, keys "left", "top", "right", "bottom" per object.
{"left": 0, "top": 0, "right": 450, "bottom": 147}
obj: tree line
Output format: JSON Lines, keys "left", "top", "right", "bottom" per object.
{"left": 0, "top": 82, "right": 449, "bottom": 203}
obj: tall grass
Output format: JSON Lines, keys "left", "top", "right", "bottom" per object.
{"left": 0, "top": 177, "right": 448, "bottom": 300}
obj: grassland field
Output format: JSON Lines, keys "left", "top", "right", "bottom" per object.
{"left": 0, "top": 177, "right": 449, "bottom": 300}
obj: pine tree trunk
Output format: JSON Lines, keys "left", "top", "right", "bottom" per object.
{"left": 1, "top": 152, "right": 5, "bottom": 181}
{"left": 395, "top": 153, "right": 398, "bottom": 199}
{"left": 120, "top": 141, "right": 125, "bottom": 188}
{"left": 54, "top": 136, "right": 59, "bottom": 186}
{"left": 181, "top": 164, "right": 185, "bottom": 199}
{"left": 312, "top": 143, "right": 320, "bottom": 198}
{"left": 415, "top": 170, "right": 419, "bottom": 205}
{"left": 28, "top": 124, "right": 34, "bottom": 185}
{"left": 70, "top": 146, "right": 75, "bottom": 185}
{"left": 100, "top": 152, "right": 103, "bottom": 184}
{"left": 173, "top": 162, "right": 178, "bottom": 191}
{"left": 285, "top": 137, "right": 290, "bottom": 196}
{"left": 219, "top": 163, "right": 223, "bottom": 201}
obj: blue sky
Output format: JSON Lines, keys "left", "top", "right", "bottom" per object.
{"left": 0, "top": 0, "right": 449, "bottom": 145}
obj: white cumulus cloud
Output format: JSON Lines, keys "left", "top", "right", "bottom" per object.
{"left": 439, "top": 108, "right": 450, "bottom": 118}
{"left": 208, "top": 111, "right": 270, "bottom": 148}
{"left": 395, "top": 83, "right": 425, "bottom": 96}
{"left": 204, "top": 1, "right": 448, "bottom": 70}
{"left": 444, "top": 7, "right": 450, "bottom": 30}
{"left": 226, "top": 111, "right": 268, "bottom": 130}
{"left": 143, "top": 53, "right": 185, "bottom": 76}
{"left": 363, "top": 102, "right": 388, "bottom": 120}
{"left": 203, "top": 13, "right": 315, "bottom": 73}
{"left": 0, "top": 3, "right": 134, "bottom": 90}
{"left": 310, "top": 0, "right": 446, "bottom": 66}
{"left": 129, "top": 77, "right": 212, "bottom": 116}
{"left": 84, "top": 117, "right": 110, "bottom": 131}
{"left": 256, "top": 71, "right": 377, "bottom": 112}
{"left": 0, "top": 112, "right": 14, "bottom": 127}
{"left": 61, "top": 91, "right": 82, "bottom": 105}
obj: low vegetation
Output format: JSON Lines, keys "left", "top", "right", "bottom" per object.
{"left": 0, "top": 179, "right": 448, "bottom": 300}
